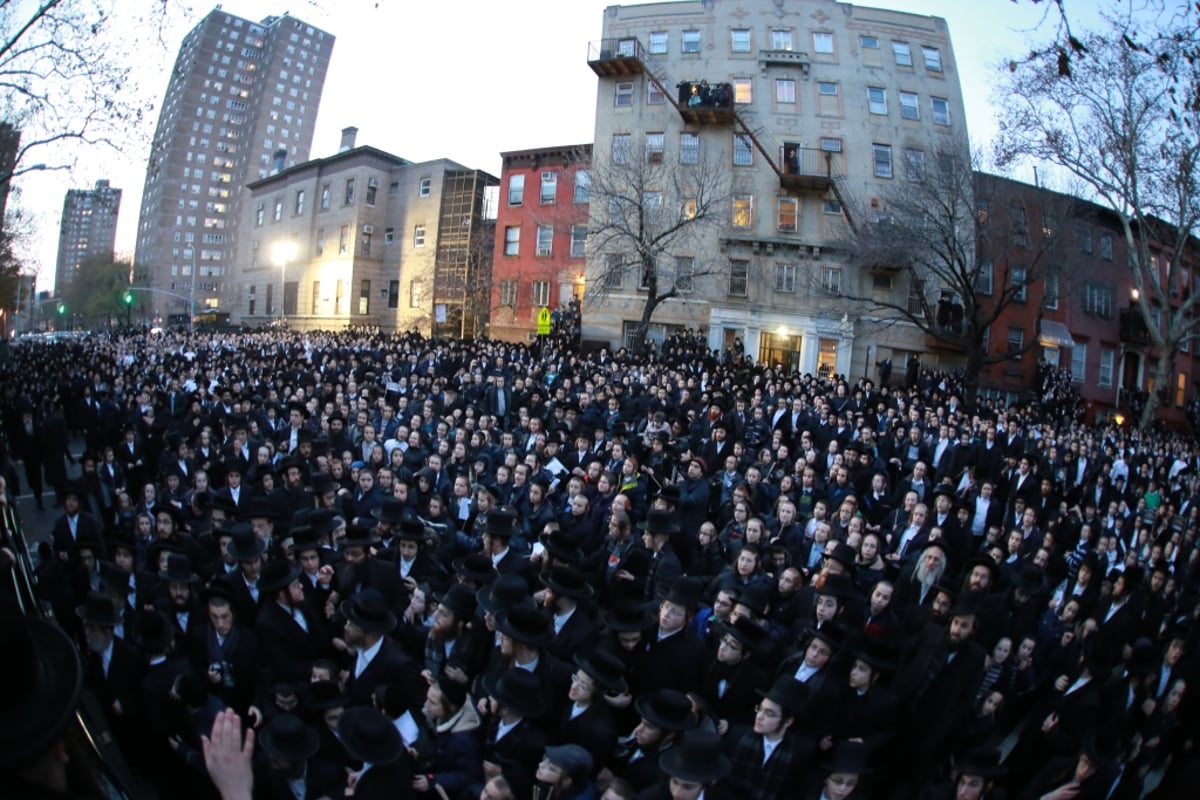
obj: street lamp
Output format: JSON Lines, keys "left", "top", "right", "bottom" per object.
{"left": 272, "top": 240, "right": 297, "bottom": 323}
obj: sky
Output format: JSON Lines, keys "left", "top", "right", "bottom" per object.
{"left": 12, "top": 0, "right": 1123, "bottom": 292}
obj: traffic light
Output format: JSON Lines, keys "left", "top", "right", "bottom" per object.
{"left": 57, "top": 302, "right": 65, "bottom": 315}
{"left": 123, "top": 291, "right": 134, "bottom": 305}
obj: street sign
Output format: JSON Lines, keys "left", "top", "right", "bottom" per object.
{"left": 536, "top": 306, "right": 551, "bottom": 336}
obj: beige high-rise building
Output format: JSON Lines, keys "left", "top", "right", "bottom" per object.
{"left": 54, "top": 179, "right": 122, "bottom": 290}
{"left": 135, "top": 8, "right": 333, "bottom": 321}
{"left": 583, "top": 0, "right": 970, "bottom": 377}
{"left": 234, "top": 128, "right": 498, "bottom": 335}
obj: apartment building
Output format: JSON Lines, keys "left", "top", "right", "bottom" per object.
{"left": 54, "top": 179, "right": 122, "bottom": 290}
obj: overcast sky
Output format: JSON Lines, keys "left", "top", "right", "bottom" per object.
{"left": 14, "top": 0, "right": 1123, "bottom": 291}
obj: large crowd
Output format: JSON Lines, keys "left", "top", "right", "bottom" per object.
{"left": 1, "top": 325, "right": 1197, "bottom": 800}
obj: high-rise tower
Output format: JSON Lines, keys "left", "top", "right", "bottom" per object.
{"left": 55, "top": 179, "right": 122, "bottom": 290}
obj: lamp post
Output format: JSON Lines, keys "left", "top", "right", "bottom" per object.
{"left": 272, "top": 240, "right": 297, "bottom": 324}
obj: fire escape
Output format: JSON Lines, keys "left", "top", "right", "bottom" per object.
{"left": 587, "top": 38, "right": 853, "bottom": 228}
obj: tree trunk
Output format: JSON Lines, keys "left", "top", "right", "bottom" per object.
{"left": 1139, "top": 345, "right": 1176, "bottom": 428}
{"left": 959, "top": 329, "right": 985, "bottom": 410}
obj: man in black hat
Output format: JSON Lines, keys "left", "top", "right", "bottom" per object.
{"left": 919, "top": 747, "right": 1007, "bottom": 800}
{"left": 424, "top": 582, "right": 486, "bottom": 685}
{"left": 52, "top": 478, "right": 105, "bottom": 564}
{"left": 613, "top": 689, "right": 698, "bottom": 791}
{"left": 160, "top": 552, "right": 203, "bottom": 659}
{"left": 493, "top": 603, "right": 571, "bottom": 720}
{"left": 255, "top": 712, "right": 345, "bottom": 800}
{"left": 188, "top": 586, "right": 261, "bottom": 716}
{"left": 484, "top": 507, "right": 534, "bottom": 588}
{"left": 214, "top": 460, "right": 254, "bottom": 516}
{"left": 558, "top": 648, "right": 627, "bottom": 774}
{"left": 725, "top": 676, "right": 816, "bottom": 800}
{"left": 540, "top": 564, "right": 598, "bottom": 661}
{"left": 640, "top": 509, "right": 683, "bottom": 604}
{"left": 632, "top": 576, "right": 705, "bottom": 697}
{"left": 215, "top": 523, "right": 269, "bottom": 624}
{"left": 330, "top": 525, "right": 404, "bottom": 618}
{"left": 382, "top": 517, "right": 448, "bottom": 594}
{"left": 256, "top": 556, "right": 332, "bottom": 686}
{"left": 77, "top": 591, "right": 149, "bottom": 763}
{"left": 641, "top": 728, "right": 733, "bottom": 800}
{"left": 337, "top": 706, "right": 415, "bottom": 800}
{"left": 340, "top": 590, "right": 423, "bottom": 713}
{"left": 480, "top": 667, "right": 549, "bottom": 788}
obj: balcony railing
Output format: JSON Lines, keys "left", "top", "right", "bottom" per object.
{"left": 587, "top": 38, "right": 647, "bottom": 77}
{"left": 779, "top": 147, "right": 836, "bottom": 191}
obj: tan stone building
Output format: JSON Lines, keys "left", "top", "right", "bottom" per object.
{"left": 583, "top": 0, "right": 970, "bottom": 377}
{"left": 233, "top": 129, "right": 497, "bottom": 334}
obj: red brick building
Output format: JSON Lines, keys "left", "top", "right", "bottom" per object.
{"left": 973, "top": 173, "right": 1197, "bottom": 425}
{"left": 489, "top": 145, "right": 591, "bottom": 342}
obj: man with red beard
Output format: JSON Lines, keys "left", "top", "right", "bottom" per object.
{"left": 422, "top": 583, "right": 486, "bottom": 688}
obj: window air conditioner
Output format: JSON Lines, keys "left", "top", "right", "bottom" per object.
{"left": 362, "top": 225, "right": 374, "bottom": 234}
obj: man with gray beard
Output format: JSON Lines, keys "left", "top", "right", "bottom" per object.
{"left": 893, "top": 540, "right": 948, "bottom": 610}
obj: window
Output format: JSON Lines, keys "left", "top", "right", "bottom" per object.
{"left": 574, "top": 170, "right": 590, "bottom": 203}
{"left": 344, "top": 178, "right": 355, "bottom": 205}
{"left": 904, "top": 148, "right": 925, "bottom": 182}
{"left": 1083, "top": 283, "right": 1114, "bottom": 317}
{"left": 508, "top": 174, "right": 525, "bottom": 206}
{"left": 365, "top": 180, "right": 377, "bottom": 206}
{"left": 604, "top": 253, "right": 625, "bottom": 289}
{"left": 320, "top": 184, "right": 330, "bottom": 210}
{"left": 679, "top": 132, "right": 699, "bottom": 165}
{"left": 776, "top": 78, "right": 796, "bottom": 104}
{"left": 570, "top": 225, "right": 587, "bottom": 257}
{"left": 504, "top": 225, "right": 520, "bottom": 256}
{"left": 674, "top": 257, "right": 694, "bottom": 292}
{"left": 1066, "top": 342, "right": 1087, "bottom": 381}
{"left": 360, "top": 232, "right": 371, "bottom": 255}
{"left": 413, "top": 225, "right": 426, "bottom": 248}
{"left": 820, "top": 137, "right": 843, "bottom": 152}
{"left": 387, "top": 280, "right": 400, "bottom": 309}
{"left": 312, "top": 280, "right": 321, "bottom": 314}
{"left": 775, "top": 262, "right": 796, "bottom": 292}
{"left": 334, "top": 280, "right": 344, "bottom": 315}
{"left": 248, "top": 286, "right": 256, "bottom": 316}
{"left": 899, "top": 91, "right": 919, "bottom": 120}
{"left": 384, "top": 227, "right": 394, "bottom": 244}
{"left": 1045, "top": 272, "right": 1059, "bottom": 309}
{"left": 732, "top": 195, "right": 753, "bottom": 228}
{"left": 613, "top": 134, "right": 631, "bottom": 164}
{"left": 1008, "top": 327, "right": 1024, "bottom": 357}
{"left": 813, "top": 32, "right": 834, "bottom": 54}
{"left": 358, "top": 279, "right": 370, "bottom": 315}
{"left": 648, "top": 81, "right": 665, "bottom": 104}
{"left": 867, "top": 86, "right": 887, "bottom": 115}
{"left": 273, "top": 197, "right": 283, "bottom": 221}
{"left": 409, "top": 280, "right": 423, "bottom": 308}
{"left": 733, "top": 133, "right": 754, "bottom": 166}
{"left": 1099, "top": 234, "right": 1113, "bottom": 260}
{"left": 499, "top": 280, "right": 517, "bottom": 307}
{"left": 731, "top": 29, "right": 751, "bottom": 53}
{"left": 525, "top": 279, "right": 548, "bottom": 307}
{"left": 255, "top": 202, "right": 264, "bottom": 226}
{"left": 922, "top": 46, "right": 943, "bottom": 71}
{"left": 615, "top": 82, "right": 633, "bottom": 107}
{"left": 823, "top": 267, "right": 842, "bottom": 294}
{"left": 315, "top": 227, "right": 326, "bottom": 256}
{"left": 860, "top": 35, "right": 879, "bottom": 49}
{"left": 823, "top": 198, "right": 843, "bottom": 215}
{"left": 1010, "top": 205, "right": 1028, "bottom": 246}
{"left": 778, "top": 197, "right": 798, "bottom": 232}
{"left": 646, "top": 132, "right": 665, "bottom": 163}
{"left": 648, "top": 31, "right": 668, "bottom": 55}
{"left": 1009, "top": 265, "right": 1028, "bottom": 301}
{"left": 892, "top": 41, "right": 912, "bottom": 66}
{"left": 536, "top": 224, "right": 553, "bottom": 256}
{"left": 294, "top": 190, "right": 304, "bottom": 215}
{"left": 872, "top": 144, "right": 893, "bottom": 178}
{"left": 338, "top": 224, "right": 349, "bottom": 255}
{"left": 931, "top": 96, "right": 951, "bottom": 125}
{"left": 540, "top": 171, "right": 557, "bottom": 203}
{"left": 729, "top": 260, "right": 749, "bottom": 296}
{"left": 1078, "top": 228, "right": 1093, "bottom": 254}
{"left": 1178, "top": 372, "right": 1188, "bottom": 407}
{"left": 771, "top": 29, "right": 792, "bottom": 50}
{"left": 975, "top": 261, "right": 993, "bottom": 294}
{"left": 682, "top": 30, "right": 701, "bottom": 53}
{"left": 872, "top": 274, "right": 893, "bottom": 290}
{"left": 733, "top": 78, "right": 753, "bottom": 104}
{"left": 419, "top": 177, "right": 431, "bottom": 197}
{"left": 818, "top": 82, "right": 838, "bottom": 96}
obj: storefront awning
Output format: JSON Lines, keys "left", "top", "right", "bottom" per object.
{"left": 1038, "top": 319, "right": 1075, "bottom": 349}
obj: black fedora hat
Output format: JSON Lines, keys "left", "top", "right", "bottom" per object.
{"left": 654, "top": 484, "right": 682, "bottom": 505}
{"left": 734, "top": 584, "right": 770, "bottom": 618}
{"left": 154, "top": 501, "right": 185, "bottom": 528}
{"left": 259, "top": 713, "right": 319, "bottom": 763}
{"left": 245, "top": 496, "right": 277, "bottom": 521}
{"left": 484, "top": 508, "right": 518, "bottom": 539}
{"left": 960, "top": 554, "right": 1000, "bottom": 585}
{"left": 820, "top": 740, "right": 872, "bottom": 775}
{"left": 290, "top": 525, "right": 322, "bottom": 554}
{"left": 806, "top": 623, "right": 847, "bottom": 652}
{"left": 477, "top": 574, "right": 531, "bottom": 615}
{"left": 437, "top": 583, "right": 478, "bottom": 621}
{"left": 340, "top": 525, "right": 380, "bottom": 549}
{"left": 372, "top": 498, "right": 409, "bottom": 524}
{"left": 541, "top": 565, "right": 595, "bottom": 600}
{"left": 601, "top": 601, "right": 656, "bottom": 633}
{"left": 394, "top": 518, "right": 430, "bottom": 542}
{"left": 0, "top": 599, "right": 84, "bottom": 770}
{"left": 308, "top": 508, "right": 336, "bottom": 538}
{"left": 847, "top": 636, "right": 897, "bottom": 673}
{"left": 637, "top": 508, "right": 680, "bottom": 535}
{"left": 97, "top": 561, "right": 132, "bottom": 596}
{"left": 542, "top": 529, "right": 583, "bottom": 563}
{"left": 286, "top": 400, "right": 310, "bottom": 419}
{"left": 496, "top": 604, "right": 553, "bottom": 646}
{"left": 63, "top": 478, "right": 87, "bottom": 501}
{"left": 160, "top": 553, "right": 200, "bottom": 585}
{"left": 665, "top": 575, "right": 705, "bottom": 610}
{"left": 260, "top": 558, "right": 302, "bottom": 596}
{"left": 716, "top": 616, "right": 770, "bottom": 655}
{"left": 659, "top": 729, "right": 732, "bottom": 784}
{"left": 75, "top": 592, "right": 119, "bottom": 628}
{"left": 310, "top": 472, "right": 336, "bottom": 495}
{"left": 137, "top": 610, "right": 174, "bottom": 654}
{"left": 952, "top": 747, "right": 1008, "bottom": 779}
{"left": 340, "top": 590, "right": 397, "bottom": 634}
{"left": 226, "top": 525, "right": 267, "bottom": 562}
{"left": 574, "top": 648, "right": 629, "bottom": 695}
{"left": 452, "top": 552, "right": 495, "bottom": 585}
{"left": 756, "top": 676, "right": 810, "bottom": 716}
{"left": 337, "top": 707, "right": 404, "bottom": 766}
{"left": 814, "top": 572, "right": 858, "bottom": 601}
{"left": 634, "top": 689, "right": 698, "bottom": 732}
{"left": 824, "top": 541, "right": 858, "bottom": 571}
{"left": 947, "top": 589, "right": 989, "bottom": 618}
{"left": 302, "top": 679, "right": 349, "bottom": 711}
{"left": 481, "top": 668, "right": 546, "bottom": 718}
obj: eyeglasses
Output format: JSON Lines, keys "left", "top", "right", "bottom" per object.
{"left": 570, "top": 673, "right": 595, "bottom": 692}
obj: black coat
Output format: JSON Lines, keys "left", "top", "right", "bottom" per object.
{"left": 187, "top": 622, "right": 262, "bottom": 714}
{"left": 558, "top": 701, "right": 619, "bottom": 770}
{"left": 346, "top": 634, "right": 425, "bottom": 714}
{"left": 255, "top": 600, "right": 332, "bottom": 686}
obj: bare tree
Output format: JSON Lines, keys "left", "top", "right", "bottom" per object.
{"left": 583, "top": 139, "right": 730, "bottom": 347}
{"left": 0, "top": 0, "right": 173, "bottom": 182}
{"left": 996, "top": 11, "right": 1200, "bottom": 425}
{"left": 836, "top": 154, "right": 1069, "bottom": 405}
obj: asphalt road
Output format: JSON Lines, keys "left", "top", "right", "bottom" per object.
{"left": 8, "top": 434, "right": 87, "bottom": 549}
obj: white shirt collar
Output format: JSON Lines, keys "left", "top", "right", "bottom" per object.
{"left": 356, "top": 635, "right": 385, "bottom": 676}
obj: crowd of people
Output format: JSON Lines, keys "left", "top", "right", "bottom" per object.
{"left": 1, "top": 325, "right": 1198, "bottom": 800}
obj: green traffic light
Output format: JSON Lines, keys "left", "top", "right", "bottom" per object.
{"left": 57, "top": 303, "right": 65, "bottom": 314}
{"left": 123, "top": 291, "right": 134, "bottom": 304}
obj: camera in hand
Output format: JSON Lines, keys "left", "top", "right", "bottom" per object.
{"left": 211, "top": 661, "right": 235, "bottom": 689}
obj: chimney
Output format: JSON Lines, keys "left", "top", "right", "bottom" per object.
{"left": 271, "top": 147, "right": 287, "bottom": 175}
{"left": 339, "top": 127, "right": 358, "bottom": 152}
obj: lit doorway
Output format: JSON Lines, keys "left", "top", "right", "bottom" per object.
{"left": 759, "top": 330, "right": 802, "bottom": 372}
